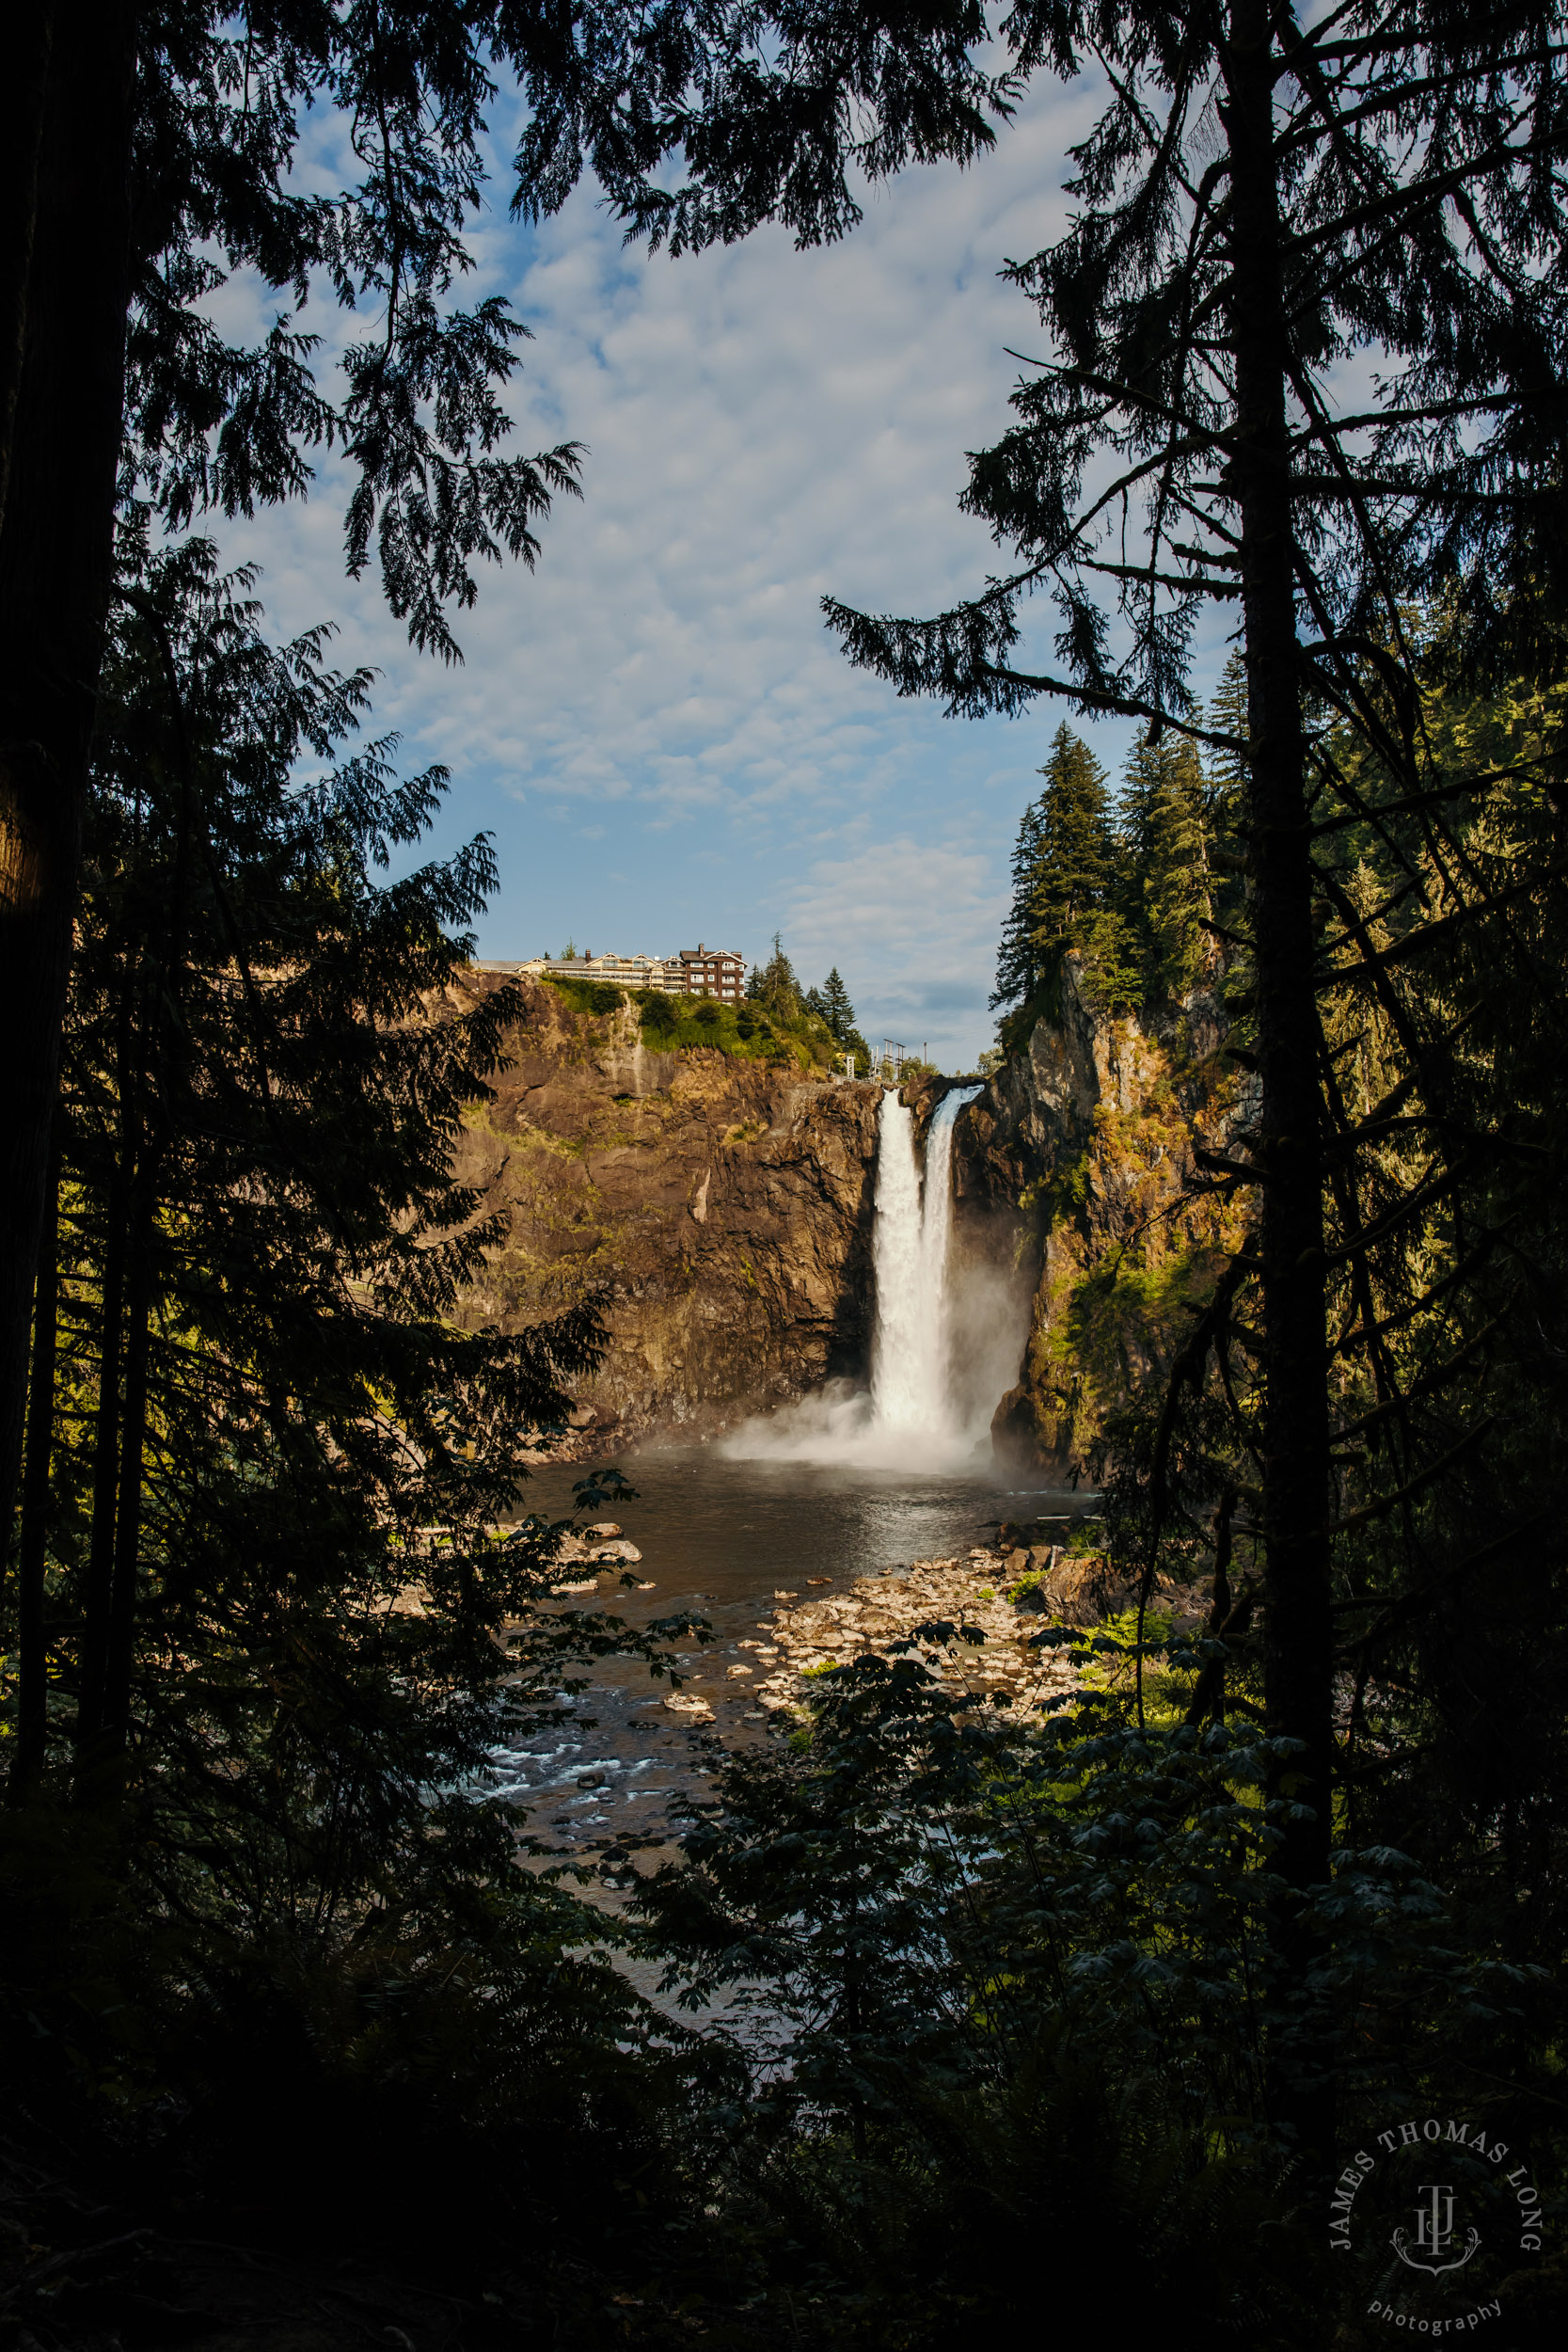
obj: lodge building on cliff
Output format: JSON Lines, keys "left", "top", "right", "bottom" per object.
{"left": 480, "top": 943, "right": 748, "bottom": 999}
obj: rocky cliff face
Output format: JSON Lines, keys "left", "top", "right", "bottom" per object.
{"left": 447, "top": 973, "right": 882, "bottom": 1451}
{"left": 938, "top": 961, "right": 1245, "bottom": 1471}
{"left": 439, "top": 964, "right": 1243, "bottom": 1469}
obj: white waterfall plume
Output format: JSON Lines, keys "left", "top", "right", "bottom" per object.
{"left": 869, "top": 1086, "right": 980, "bottom": 1443}
{"left": 722, "top": 1084, "right": 990, "bottom": 1471}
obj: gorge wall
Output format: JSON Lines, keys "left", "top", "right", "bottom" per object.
{"left": 925, "top": 961, "right": 1246, "bottom": 1472}
{"left": 444, "top": 962, "right": 1243, "bottom": 1467}
{"left": 447, "top": 972, "right": 882, "bottom": 1451}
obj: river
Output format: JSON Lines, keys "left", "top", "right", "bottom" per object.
{"left": 489, "top": 1440, "right": 1088, "bottom": 1862}
{"left": 490, "top": 1086, "right": 1080, "bottom": 1867}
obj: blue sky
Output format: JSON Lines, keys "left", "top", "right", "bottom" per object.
{"left": 211, "top": 72, "right": 1239, "bottom": 1071}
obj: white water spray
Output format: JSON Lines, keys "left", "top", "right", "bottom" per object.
{"left": 721, "top": 1083, "right": 989, "bottom": 1471}
{"left": 869, "top": 1087, "right": 980, "bottom": 1441}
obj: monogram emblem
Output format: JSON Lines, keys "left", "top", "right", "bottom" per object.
{"left": 1391, "top": 2184, "right": 1481, "bottom": 2276}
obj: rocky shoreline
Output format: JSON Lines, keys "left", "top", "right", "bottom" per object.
{"left": 658, "top": 1533, "right": 1213, "bottom": 1727}
{"left": 499, "top": 1524, "right": 1216, "bottom": 1894}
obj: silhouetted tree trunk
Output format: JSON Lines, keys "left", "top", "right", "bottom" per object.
{"left": 0, "top": 4, "right": 136, "bottom": 1551}
{"left": 102, "top": 1171, "right": 157, "bottom": 1758}
{"left": 76, "top": 1166, "right": 129, "bottom": 1764}
{"left": 0, "top": 6, "right": 53, "bottom": 542}
{"left": 8, "top": 1129, "right": 59, "bottom": 1802}
{"left": 1227, "top": 0, "right": 1333, "bottom": 2162}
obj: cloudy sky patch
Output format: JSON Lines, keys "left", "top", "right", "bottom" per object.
{"left": 209, "top": 66, "right": 1230, "bottom": 1068}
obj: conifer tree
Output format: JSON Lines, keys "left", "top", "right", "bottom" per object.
{"left": 1, "top": 4, "right": 610, "bottom": 1539}
{"left": 1120, "top": 728, "right": 1214, "bottom": 1002}
{"left": 1035, "top": 725, "right": 1115, "bottom": 951}
{"left": 817, "top": 967, "right": 856, "bottom": 1045}
{"left": 1202, "top": 650, "right": 1253, "bottom": 973}
{"left": 796, "top": 16, "right": 1568, "bottom": 2115}
{"left": 1206, "top": 652, "right": 1251, "bottom": 836}
{"left": 19, "top": 540, "right": 617, "bottom": 1819}
{"left": 993, "top": 724, "right": 1121, "bottom": 1009}
{"left": 991, "top": 792, "right": 1047, "bottom": 1010}
{"left": 750, "top": 932, "right": 802, "bottom": 1021}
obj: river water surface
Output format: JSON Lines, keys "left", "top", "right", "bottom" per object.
{"left": 493, "top": 1089, "right": 1083, "bottom": 1866}
{"left": 491, "top": 1441, "right": 1088, "bottom": 1861}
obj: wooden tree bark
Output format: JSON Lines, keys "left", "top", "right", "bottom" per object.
{"left": 0, "top": 6, "right": 54, "bottom": 544}
{"left": 102, "top": 1180, "right": 156, "bottom": 1758}
{"left": 8, "top": 1136, "right": 59, "bottom": 1802}
{"left": 0, "top": 3, "right": 136, "bottom": 1551}
{"left": 1225, "top": 0, "right": 1334, "bottom": 2147}
{"left": 75, "top": 1171, "right": 128, "bottom": 1761}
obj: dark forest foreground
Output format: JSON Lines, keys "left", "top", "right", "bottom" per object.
{"left": 6, "top": 3, "right": 1568, "bottom": 2344}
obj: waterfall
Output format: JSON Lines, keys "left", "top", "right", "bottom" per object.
{"left": 869, "top": 1086, "right": 982, "bottom": 1442}
{"left": 721, "top": 1082, "right": 988, "bottom": 1470}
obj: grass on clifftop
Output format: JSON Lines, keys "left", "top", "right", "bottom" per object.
{"left": 545, "top": 974, "right": 845, "bottom": 1072}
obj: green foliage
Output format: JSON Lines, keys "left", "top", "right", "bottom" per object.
{"left": 547, "top": 973, "right": 626, "bottom": 1016}
{"left": 626, "top": 951, "right": 849, "bottom": 1073}
{"left": 807, "top": 968, "right": 868, "bottom": 1070}
{"left": 544, "top": 937, "right": 866, "bottom": 1076}
{"left": 817, "top": 965, "right": 858, "bottom": 1044}
{"left": 114, "top": 12, "right": 618, "bottom": 662}
{"left": 993, "top": 724, "right": 1120, "bottom": 1009}
{"left": 636, "top": 983, "right": 682, "bottom": 1033}
{"left": 749, "top": 930, "right": 803, "bottom": 1021}
{"left": 1119, "top": 727, "right": 1214, "bottom": 1001}
{"left": 8, "top": 12, "right": 1568, "bottom": 2328}
{"left": 632, "top": 1651, "right": 1517, "bottom": 2339}
{"left": 1000, "top": 720, "right": 1240, "bottom": 1029}
{"left": 0, "top": 543, "right": 725, "bottom": 2249}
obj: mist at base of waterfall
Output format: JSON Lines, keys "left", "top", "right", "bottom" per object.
{"left": 717, "top": 1377, "right": 991, "bottom": 1474}
{"left": 721, "top": 1086, "right": 1028, "bottom": 1475}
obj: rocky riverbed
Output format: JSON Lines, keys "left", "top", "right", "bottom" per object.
{"left": 493, "top": 1503, "right": 1216, "bottom": 1905}
{"left": 656, "top": 1535, "right": 1212, "bottom": 1728}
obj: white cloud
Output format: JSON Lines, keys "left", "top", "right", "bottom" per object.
{"left": 211, "top": 69, "right": 1169, "bottom": 1072}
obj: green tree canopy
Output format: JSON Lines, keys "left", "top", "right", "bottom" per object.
{"left": 1119, "top": 728, "right": 1214, "bottom": 1002}
{"left": 748, "top": 932, "right": 802, "bottom": 1020}
{"left": 816, "top": 966, "right": 857, "bottom": 1043}
{"left": 993, "top": 724, "right": 1119, "bottom": 1009}
{"left": 991, "top": 792, "right": 1047, "bottom": 1011}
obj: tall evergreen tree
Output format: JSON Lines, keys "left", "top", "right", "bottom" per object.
{"left": 817, "top": 966, "right": 856, "bottom": 1045}
{"left": 800, "top": 16, "right": 1568, "bottom": 2161}
{"left": 1120, "top": 728, "right": 1214, "bottom": 1002}
{"left": 1202, "top": 650, "right": 1252, "bottom": 954}
{"left": 17, "top": 540, "right": 613, "bottom": 1813}
{"left": 991, "top": 792, "right": 1047, "bottom": 1010}
{"left": 1035, "top": 725, "right": 1115, "bottom": 951}
{"left": 1206, "top": 651, "right": 1251, "bottom": 836}
{"left": 1, "top": 3, "right": 630, "bottom": 1541}
{"left": 749, "top": 932, "right": 802, "bottom": 1021}
{"left": 994, "top": 724, "right": 1122, "bottom": 1009}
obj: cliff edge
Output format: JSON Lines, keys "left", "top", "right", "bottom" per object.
{"left": 446, "top": 972, "right": 882, "bottom": 1452}
{"left": 943, "top": 960, "right": 1248, "bottom": 1471}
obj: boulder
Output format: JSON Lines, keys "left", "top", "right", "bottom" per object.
{"left": 1040, "top": 1555, "right": 1135, "bottom": 1625}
